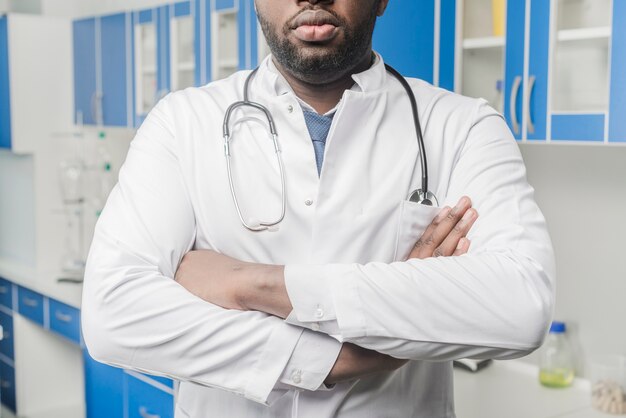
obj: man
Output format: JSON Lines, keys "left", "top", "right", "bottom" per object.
{"left": 82, "top": 0, "right": 555, "bottom": 417}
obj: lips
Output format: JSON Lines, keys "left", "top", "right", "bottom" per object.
{"left": 290, "top": 10, "right": 341, "bottom": 43}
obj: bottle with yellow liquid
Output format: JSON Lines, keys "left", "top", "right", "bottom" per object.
{"left": 539, "top": 321, "right": 575, "bottom": 388}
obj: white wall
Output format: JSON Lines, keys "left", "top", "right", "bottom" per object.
{"left": 519, "top": 143, "right": 626, "bottom": 374}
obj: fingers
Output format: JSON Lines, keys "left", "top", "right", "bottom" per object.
{"left": 409, "top": 196, "right": 476, "bottom": 259}
{"left": 434, "top": 206, "right": 478, "bottom": 257}
{"left": 452, "top": 238, "right": 471, "bottom": 256}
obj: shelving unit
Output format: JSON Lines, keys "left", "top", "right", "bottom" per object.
{"left": 457, "top": 0, "right": 506, "bottom": 113}
{"left": 550, "top": 0, "right": 612, "bottom": 140}
{"left": 134, "top": 20, "right": 158, "bottom": 116}
{"left": 462, "top": 36, "right": 505, "bottom": 50}
{"left": 170, "top": 13, "right": 194, "bottom": 91}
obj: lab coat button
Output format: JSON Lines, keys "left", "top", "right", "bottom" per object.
{"left": 291, "top": 370, "right": 302, "bottom": 384}
{"left": 314, "top": 307, "right": 324, "bottom": 319}
{"left": 304, "top": 199, "right": 313, "bottom": 206}
{"left": 287, "top": 105, "right": 294, "bottom": 113}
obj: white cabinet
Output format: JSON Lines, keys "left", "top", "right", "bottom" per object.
{"left": 0, "top": 14, "right": 72, "bottom": 153}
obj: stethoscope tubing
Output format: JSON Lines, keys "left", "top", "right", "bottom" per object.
{"left": 222, "top": 63, "right": 434, "bottom": 231}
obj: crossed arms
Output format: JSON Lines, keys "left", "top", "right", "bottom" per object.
{"left": 175, "top": 197, "right": 478, "bottom": 384}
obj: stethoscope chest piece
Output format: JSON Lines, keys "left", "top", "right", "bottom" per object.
{"left": 408, "top": 189, "right": 439, "bottom": 207}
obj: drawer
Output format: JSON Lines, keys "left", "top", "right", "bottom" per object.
{"left": 0, "top": 278, "right": 13, "bottom": 309}
{"left": 17, "top": 287, "right": 44, "bottom": 325}
{"left": 126, "top": 372, "right": 173, "bottom": 418}
{"left": 49, "top": 299, "right": 80, "bottom": 344}
{"left": 0, "top": 359, "right": 16, "bottom": 413}
{"left": 84, "top": 351, "right": 124, "bottom": 418}
{"left": 0, "top": 310, "right": 14, "bottom": 360}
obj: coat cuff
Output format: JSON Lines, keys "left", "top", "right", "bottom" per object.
{"left": 284, "top": 264, "right": 365, "bottom": 337}
{"left": 244, "top": 322, "right": 304, "bottom": 404}
{"left": 277, "top": 329, "right": 342, "bottom": 391}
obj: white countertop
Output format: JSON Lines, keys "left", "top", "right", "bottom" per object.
{"left": 0, "top": 257, "right": 82, "bottom": 308}
{"left": 454, "top": 360, "right": 616, "bottom": 418}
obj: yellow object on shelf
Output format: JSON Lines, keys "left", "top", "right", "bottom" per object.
{"left": 492, "top": 0, "right": 506, "bottom": 36}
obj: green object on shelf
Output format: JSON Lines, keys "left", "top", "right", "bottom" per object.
{"left": 98, "top": 131, "right": 106, "bottom": 139}
{"left": 539, "top": 368, "right": 575, "bottom": 388}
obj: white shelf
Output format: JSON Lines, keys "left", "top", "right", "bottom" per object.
{"left": 557, "top": 26, "right": 611, "bottom": 42}
{"left": 176, "top": 61, "right": 194, "bottom": 71}
{"left": 141, "top": 66, "right": 156, "bottom": 74}
{"left": 463, "top": 36, "right": 505, "bottom": 50}
{"left": 217, "top": 59, "right": 238, "bottom": 68}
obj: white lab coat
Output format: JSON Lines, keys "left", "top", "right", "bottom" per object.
{"left": 82, "top": 54, "right": 555, "bottom": 418}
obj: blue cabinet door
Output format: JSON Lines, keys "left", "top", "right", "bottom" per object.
{"left": 609, "top": 0, "right": 626, "bottom": 143}
{"left": 0, "top": 16, "right": 12, "bottom": 148}
{"left": 526, "top": 0, "right": 550, "bottom": 141}
{"left": 84, "top": 351, "right": 124, "bottom": 418}
{"left": 194, "top": 0, "right": 207, "bottom": 85}
{"left": 504, "top": 0, "right": 526, "bottom": 140}
{"left": 73, "top": 17, "right": 97, "bottom": 125}
{"left": 101, "top": 13, "right": 131, "bottom": 127}
{"left": 157, "top": 5, "right": 171, "bottom": 96}
{"left": 373, "top": 1, "right": 435, "bottom": 81}
{"left": 0, "top": 310, "right": 14, "bottom": 360}
{"left": 126, "top": 373, "right": 174, "bottom": 418}
{"left": 0, "top": 360, "right": 16, "bottom": 413}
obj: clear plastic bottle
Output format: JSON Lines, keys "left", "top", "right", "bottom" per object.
{"left": 539, "top": 321, "right": 575, "bottom": 388}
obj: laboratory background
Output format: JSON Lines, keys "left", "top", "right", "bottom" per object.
{"left": 0, "top": 0, "right": 624, "bottom": 417}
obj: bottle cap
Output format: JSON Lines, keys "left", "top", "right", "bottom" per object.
{"left": 549, "top": 321, "right": 566, "bottom": 333}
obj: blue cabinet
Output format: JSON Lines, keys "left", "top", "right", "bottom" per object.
{"left": 0, "top": 16, "right": 11, "bottom": 150}
{"left": 608, "top": 0, "right": 626, "bottom": 143}
{"left": 0, "top": 310, "right": 14, "bottom": 360}
{"left": 440, "top": 0, "right": 626, "bottom": 143}
{"left": 126, "top": 372, "right": 174, "bottom": 418}
{"left": 373, "top": 1, "right": 435, "bottom": 82}
{"left": 84, "top": 351, "right": 124, "bottom": 418}
{"left": 17, "top": 286, "right": 44, "bottom": 325}
{"left": 49, "top": 299, "right": 81, "bottom": 344}
{"left": 0, "top": 359, "right": 16, "bottom": 413}
{"left": 502, "top": 0, "right": 549, "bottom": 141}
{"left": 73, "top": 12, "right": 132, "bottom": 127}
{"left": 133, "top": 1, "right": 198, "bottom": 127}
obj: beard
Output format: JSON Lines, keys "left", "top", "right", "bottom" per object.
{"left": 257, "top": 6, "right": 378, "bottom": 83}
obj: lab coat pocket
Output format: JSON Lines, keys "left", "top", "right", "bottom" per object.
{"left": 393, "top": 200, "right": 440, "bottom": 261}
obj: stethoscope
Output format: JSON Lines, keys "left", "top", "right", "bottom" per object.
{"left": 223, "top": 64, "right": 438, "bottom": 232}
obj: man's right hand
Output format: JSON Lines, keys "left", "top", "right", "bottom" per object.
{"left": 324, "top": 197, "right": 478, "bottom": 385}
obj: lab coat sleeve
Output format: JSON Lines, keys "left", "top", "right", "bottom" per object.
{"left": 284, "top": 100, "right": 556, "bottom": 361}
{"left": 81, "top": 95, "right": 341, "bottom": 405}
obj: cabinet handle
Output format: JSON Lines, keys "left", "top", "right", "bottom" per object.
{"left": 55, "top": 311, "right": 73, "bottom": 323}
{"left": 0, "top": 286, "right": 8, "bottom": 294}
{"left": 91, "top": 91, "right": 104, "bottom": 125}
{"left": 22, "top": 297, "right": 39, "bottom": 308}
{"left": 90, "top": 92, "right": 97, "bottom": 123}
{"left": 139, "top": 407, "right": 160, "bottom": 418}
{"left": 526, "top": 75, "right": 536, "bottom": 135}
{"left": 509, "top": 76, "right": 522, "bottom": 135}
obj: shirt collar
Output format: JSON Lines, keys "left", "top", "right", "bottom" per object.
{"left": 256, "top": 51, "right": 387, "bottom": 100}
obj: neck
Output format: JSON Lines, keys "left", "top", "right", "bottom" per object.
{"left": 272, "top": 52, "right": 373, "bottom": 114}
